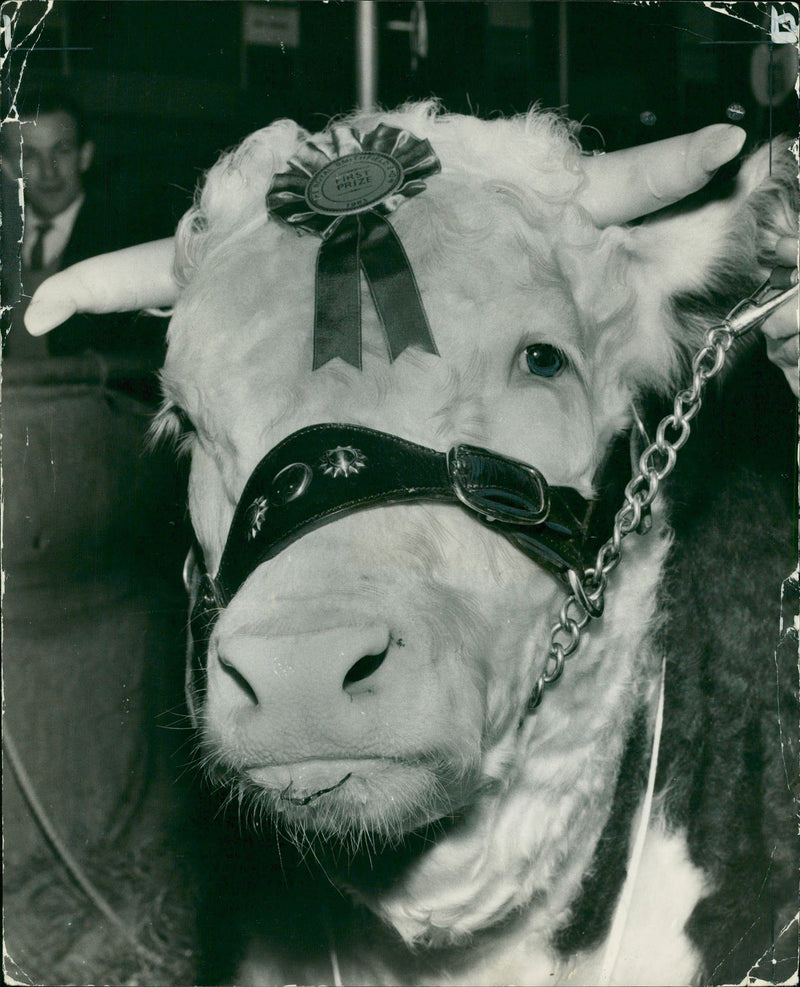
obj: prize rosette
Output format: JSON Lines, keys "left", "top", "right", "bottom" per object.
{"left": 267, "top": 124, "right": 441, "bottom": 369}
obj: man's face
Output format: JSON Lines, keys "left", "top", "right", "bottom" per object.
{"left": 21, "top": 111, "right": 93, "bottom": 218}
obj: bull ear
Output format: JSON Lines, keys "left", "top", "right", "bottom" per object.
{"left": 619, "top": 140, "right": 798, "bottom": 391}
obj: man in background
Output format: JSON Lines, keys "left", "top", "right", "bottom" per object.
{"left": 2, "top": 88, "right": 163, "bottom": 358}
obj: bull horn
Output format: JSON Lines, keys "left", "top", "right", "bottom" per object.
{"left": 579, "top": 124, "right": 746, "bottom": 226}
{"left": 24, "top": 237, "right": 179, "bottom": 336}
{"left": 23, "top": 128, "right": 747, "bottom": 336}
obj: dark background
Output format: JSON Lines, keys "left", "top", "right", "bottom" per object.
{"left": 4, "top": 0, "right": 797, "bottom": 240}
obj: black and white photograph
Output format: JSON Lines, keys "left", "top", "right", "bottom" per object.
{"left": 2, "top": 2, "right": 798, "bottom": 985}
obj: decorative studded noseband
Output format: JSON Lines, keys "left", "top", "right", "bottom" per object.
{"left": 189, "top": 422, "right": 632, "bottom": 667}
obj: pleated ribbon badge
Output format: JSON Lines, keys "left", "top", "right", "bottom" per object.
{"left": 266, "top": 123, "right": 442, "bottom": 370}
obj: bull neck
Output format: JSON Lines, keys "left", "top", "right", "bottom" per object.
{"left": 347, "top": 525, "right": 669, "bottom": 972}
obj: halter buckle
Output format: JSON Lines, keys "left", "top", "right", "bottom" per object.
{"left": 448, "top": 444, "right": 550, "bottom": 526}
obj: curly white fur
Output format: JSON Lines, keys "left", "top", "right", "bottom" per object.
{"left": 161, "top": 105, "right": 795, "bottom": 986}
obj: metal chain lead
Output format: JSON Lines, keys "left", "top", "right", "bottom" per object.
{"left": 527, "top": 276, "right": 798, "bottom": 712}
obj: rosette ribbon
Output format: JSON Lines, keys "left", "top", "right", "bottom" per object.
{"left": 267, "top": 124, "right": 441, "bottom": 370}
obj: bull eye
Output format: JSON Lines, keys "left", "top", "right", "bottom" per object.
{"left": 522, "top": 343, "right": 567, "bottom": 379}
{"left": 174, "top": 407, "right": 195, "bottom": 431}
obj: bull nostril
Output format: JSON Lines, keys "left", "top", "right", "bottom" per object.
{"left": 342, "top": 645, "right": 389, "bottom": 693}
{"left": 218, "top": 652, "right": 259, "bottom": 706}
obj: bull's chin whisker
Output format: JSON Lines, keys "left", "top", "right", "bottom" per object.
{"left": 279, "top": 772, "right": 353, "bottom": 805}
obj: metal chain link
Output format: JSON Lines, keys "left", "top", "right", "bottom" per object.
{"left": 526, "top": 276, "right": 797, "bottom": 712}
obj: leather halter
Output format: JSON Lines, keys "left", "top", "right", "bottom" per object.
{"left": 189, "top": 422, "right": 635, "bottom": 659}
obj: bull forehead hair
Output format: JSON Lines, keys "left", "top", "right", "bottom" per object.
{"left": 165, "top": 103, "right": 635, "bottom": 411}
{"left": 167, "top": 102, "right": 748, "bottom": 490}
{"left": 171, "top": 102, "right": 593, "bottom": 289}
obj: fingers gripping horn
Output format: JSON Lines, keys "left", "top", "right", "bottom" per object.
{"left": 24, "top": 238, "right": 179, "bottom": 336}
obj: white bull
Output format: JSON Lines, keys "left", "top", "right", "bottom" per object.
{"left": 26, "top": 105, "right": 798, "bottom": 986}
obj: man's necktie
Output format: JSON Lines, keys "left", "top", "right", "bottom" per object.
{"left": 29, "top": 221, "right": 53, "bottom": 271}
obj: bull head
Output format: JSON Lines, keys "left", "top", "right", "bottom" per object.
{"left": 24, "top": 107, "right": 797, "bottom": 953}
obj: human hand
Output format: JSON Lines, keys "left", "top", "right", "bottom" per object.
{"left": 761, "top": 236, "right": 799, "bottom": 397}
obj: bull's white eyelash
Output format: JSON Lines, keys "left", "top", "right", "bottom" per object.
{"left": 148, "top": 402, "right": 197, "bottom": 455}
{"left": 174, "top": 406, "right": 197, "bottom": 435}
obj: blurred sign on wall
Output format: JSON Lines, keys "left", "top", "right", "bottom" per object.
{"left": 243, "top": 2, "right": 300, "bottom": 48}
{"left": 487, "top": 2, "right": 531, "bottom": 30}
{"left": 240, "top": 2, "right": 300, "bottom": 93}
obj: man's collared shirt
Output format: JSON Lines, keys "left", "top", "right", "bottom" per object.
{"left": 22, "top": 194, "right": 84, "bottom": 269}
